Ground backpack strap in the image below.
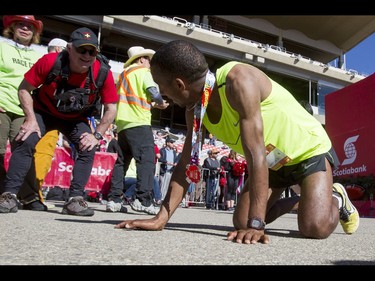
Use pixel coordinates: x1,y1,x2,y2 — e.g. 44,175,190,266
91,53,111,90
45,50,69,85
88,53,111,112
43,50,70,96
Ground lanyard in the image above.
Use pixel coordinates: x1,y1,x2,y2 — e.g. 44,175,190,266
185,70,215,183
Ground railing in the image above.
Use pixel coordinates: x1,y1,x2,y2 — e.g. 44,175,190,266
156,15,367,78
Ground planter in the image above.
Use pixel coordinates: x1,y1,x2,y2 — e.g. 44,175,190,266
345,184,365,201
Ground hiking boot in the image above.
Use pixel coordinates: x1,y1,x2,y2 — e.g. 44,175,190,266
0,192,18,213
333,183,360,234
106,200,128,213
23,200,48,211
130,198,160,215
61,196,94,216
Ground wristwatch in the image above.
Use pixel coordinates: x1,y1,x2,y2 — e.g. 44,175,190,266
247,217,266,230
93,132,103,141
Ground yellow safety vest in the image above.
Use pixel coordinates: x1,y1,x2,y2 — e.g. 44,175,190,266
116,64,155,131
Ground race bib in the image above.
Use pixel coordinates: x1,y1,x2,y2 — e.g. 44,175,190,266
265,144,291,171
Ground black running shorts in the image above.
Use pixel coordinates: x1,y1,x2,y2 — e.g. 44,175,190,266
268,147,339,189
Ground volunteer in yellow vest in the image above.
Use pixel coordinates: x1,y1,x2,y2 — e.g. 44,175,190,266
115,40,360,243
106,46,169,215
0,15,45,210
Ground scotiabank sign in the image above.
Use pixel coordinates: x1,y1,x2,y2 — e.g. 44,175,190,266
5,146,117,193
325,73,375,179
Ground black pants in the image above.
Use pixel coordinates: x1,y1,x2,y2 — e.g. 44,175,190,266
108,125,155,207
3,112,95,199
226,174,239,201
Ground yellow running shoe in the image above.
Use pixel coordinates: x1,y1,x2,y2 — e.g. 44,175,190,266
333,183,360,234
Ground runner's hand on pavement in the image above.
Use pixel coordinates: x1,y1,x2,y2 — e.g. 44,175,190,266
115,218,165,231
227,229,270,244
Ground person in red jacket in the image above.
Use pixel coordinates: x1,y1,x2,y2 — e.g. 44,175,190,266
224,150,242,211
0,27,118,216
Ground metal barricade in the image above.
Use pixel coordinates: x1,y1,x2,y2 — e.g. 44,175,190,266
184,168,223,209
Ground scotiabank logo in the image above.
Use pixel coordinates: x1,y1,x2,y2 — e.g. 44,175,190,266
341,135,359,165
333,134,367,177
58,162,112,176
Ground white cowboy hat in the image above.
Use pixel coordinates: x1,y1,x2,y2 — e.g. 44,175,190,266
123,46,155,68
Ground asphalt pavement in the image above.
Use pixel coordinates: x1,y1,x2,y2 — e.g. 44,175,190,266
1,199,375,267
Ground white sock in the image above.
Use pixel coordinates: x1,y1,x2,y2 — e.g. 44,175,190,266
333,193,343,209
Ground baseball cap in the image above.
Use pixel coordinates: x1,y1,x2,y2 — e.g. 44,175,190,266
69,27,99,50
165,137,175,143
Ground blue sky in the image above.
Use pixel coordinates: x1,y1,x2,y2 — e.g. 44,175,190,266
344,32,375,77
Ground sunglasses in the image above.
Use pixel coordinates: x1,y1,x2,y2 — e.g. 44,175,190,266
74,46,98,57
15,21,34,31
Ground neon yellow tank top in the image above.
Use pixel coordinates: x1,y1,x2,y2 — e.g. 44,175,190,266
203,61,331,166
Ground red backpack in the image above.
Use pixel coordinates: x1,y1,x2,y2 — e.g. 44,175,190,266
232,161,245,177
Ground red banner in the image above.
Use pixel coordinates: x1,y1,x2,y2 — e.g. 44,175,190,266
325,73,375,180
5,146,117,194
